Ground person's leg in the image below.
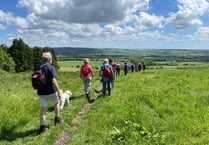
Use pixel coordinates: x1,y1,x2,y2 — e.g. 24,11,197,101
85,78,91,95
54,101,60,117
84,78,91,101
38,96,49,133
111,80,114,89
60,97,65,110
53,97,63,125
107,80,111,96
102,81,107,97
45,93,63,125
40,107,47,126
83,79,87,92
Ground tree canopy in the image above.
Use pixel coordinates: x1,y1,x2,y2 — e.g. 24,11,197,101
0,39,59,72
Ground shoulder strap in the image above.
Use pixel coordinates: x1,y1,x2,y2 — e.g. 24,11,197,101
40,63,48,69
38,63,49,76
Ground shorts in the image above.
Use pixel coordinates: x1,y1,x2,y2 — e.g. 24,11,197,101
38,92,59,107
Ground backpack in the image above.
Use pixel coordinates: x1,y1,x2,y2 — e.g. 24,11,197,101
102,65,112,78
81,65,90,76
32,64,48,90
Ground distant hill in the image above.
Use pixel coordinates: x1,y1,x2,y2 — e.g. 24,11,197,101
53,47,138,60
53,47,209,62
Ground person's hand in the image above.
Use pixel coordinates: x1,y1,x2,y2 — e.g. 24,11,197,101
57,89,62,98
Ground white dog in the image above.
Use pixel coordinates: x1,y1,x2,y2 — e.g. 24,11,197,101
60,90,72,111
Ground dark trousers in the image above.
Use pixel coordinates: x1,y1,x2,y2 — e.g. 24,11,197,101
102,80,111,96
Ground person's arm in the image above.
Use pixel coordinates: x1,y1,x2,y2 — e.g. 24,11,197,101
52,78,62,98
80,66,83,79
99,66,103,77
90,66,94,78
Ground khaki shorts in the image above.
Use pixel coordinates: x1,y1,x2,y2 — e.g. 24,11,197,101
38,93,59,107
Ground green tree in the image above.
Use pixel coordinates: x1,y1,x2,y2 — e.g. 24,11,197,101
43,47,60,70
0,45,15,72
32,46,60,70
32,47,43,71
8,39,32,72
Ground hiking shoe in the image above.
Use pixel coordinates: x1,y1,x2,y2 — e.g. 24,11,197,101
89,99,95,103
86,94,90,101
38,125,49,134
54,117,64,126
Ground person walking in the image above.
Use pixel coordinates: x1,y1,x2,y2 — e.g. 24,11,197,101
108,59,116,89
37,52,63,134
100,59,114,97
80,58,94,102
124,62,128,76
115,63,120,76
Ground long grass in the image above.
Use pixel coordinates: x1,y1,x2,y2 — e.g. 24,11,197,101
0,67,91,145
69,67,209,145
0,63,209,144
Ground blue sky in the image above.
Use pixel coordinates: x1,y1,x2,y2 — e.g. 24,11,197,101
1,0,209,49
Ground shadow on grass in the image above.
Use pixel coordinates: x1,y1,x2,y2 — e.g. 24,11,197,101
69,94,84,100
0,125,38,142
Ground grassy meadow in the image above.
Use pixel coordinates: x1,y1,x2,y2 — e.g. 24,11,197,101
0,61,209,144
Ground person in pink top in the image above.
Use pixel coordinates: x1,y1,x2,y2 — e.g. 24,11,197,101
80,58,94,102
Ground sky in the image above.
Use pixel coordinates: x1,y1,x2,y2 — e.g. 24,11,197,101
1,0,209,49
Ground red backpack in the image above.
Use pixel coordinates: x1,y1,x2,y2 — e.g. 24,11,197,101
81,64,90,76
102,65,112,78
32,64,48,90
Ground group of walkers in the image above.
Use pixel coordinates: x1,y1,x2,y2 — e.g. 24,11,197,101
35,51,146,134
35,53,119,134
80,58,118,100
130,62,146,73
80,58,146,100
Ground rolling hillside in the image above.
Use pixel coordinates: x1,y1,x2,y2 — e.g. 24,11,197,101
53,47,209,63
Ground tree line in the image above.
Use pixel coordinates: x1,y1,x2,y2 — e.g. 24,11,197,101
0,39,59,72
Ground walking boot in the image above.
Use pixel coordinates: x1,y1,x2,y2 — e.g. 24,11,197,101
54,117,64,126
86,93,90,102
38,125,49,134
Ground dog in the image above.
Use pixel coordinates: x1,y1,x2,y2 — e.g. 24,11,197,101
60,90,72,111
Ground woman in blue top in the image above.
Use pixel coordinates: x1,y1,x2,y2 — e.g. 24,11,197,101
99,59,113,97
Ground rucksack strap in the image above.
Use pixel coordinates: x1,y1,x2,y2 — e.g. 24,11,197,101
39,63,48,69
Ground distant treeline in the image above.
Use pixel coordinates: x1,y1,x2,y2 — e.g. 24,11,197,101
1,39,209,73
53,47,209,64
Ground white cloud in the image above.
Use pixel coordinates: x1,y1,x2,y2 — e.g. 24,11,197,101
12,0,154,46
0,9,29,28
1,0,209,48
137,12,164,29
167,0,209,29
18,0,150,24
187,27,209,40
0,10,15,24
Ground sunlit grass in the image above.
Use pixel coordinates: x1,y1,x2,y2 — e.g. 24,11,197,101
69,67,209,144
1,65,209,144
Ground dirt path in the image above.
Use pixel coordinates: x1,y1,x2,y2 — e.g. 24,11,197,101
54,89,102,145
